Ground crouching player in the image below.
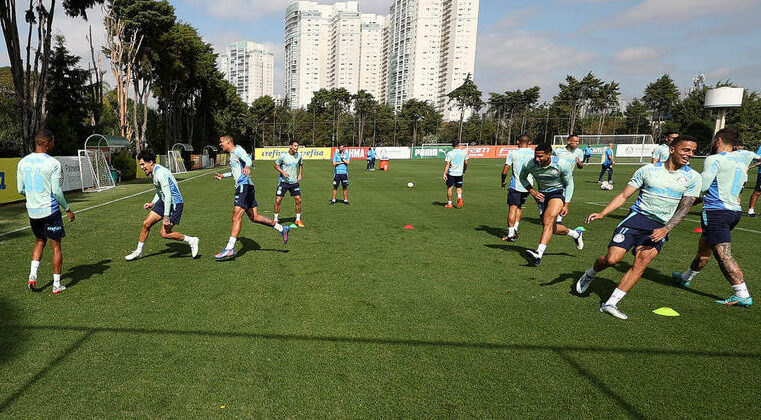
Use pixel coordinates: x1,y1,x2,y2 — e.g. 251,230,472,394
575,136,701,320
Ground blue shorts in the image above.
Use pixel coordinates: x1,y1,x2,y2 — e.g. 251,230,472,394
30,211,65,240
276,182,301,197
609,212,666,254
537,190,565,218
446,175,464,188
151,200,184,225
234,184,258,209
333,174,349,187
507,188,528,207
701,210,741,245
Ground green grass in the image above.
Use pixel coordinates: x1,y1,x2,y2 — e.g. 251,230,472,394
1,158,760,417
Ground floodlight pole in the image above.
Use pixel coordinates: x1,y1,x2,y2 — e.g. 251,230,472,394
713,108,727,136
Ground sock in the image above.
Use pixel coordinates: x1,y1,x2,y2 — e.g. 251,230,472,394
226,236,237,250
585,267,598,278
274,223,284,233
331,198,336,202
567,229,580,239
274,213,279,221
749,208,756,214
182,235,193,243
136,242,144,253
295,213,301,221
30,260,40,279
606,288,627,306
447,200,452,205
515,222,520,231
53,273,61,288
457,193,462,199
536,244,547,258
682,268,700,282
732,282,750,298
508,226,515,236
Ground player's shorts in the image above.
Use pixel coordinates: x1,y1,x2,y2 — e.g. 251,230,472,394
701,210,741,245
445,175,464,187
151,200,184,225
609,211,666,254
233,184,258,210
754,172,761,192
29,211,65,240
537,190,565,219
507,188,529,207
333,174,349,187
276,182,301,197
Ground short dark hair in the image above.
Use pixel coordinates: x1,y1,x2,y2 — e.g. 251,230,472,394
451,139,460,148
671,135,698,148
290,139,299,145
534,143,552,154
568,134,580,139
137,149,157,163
220,134,235,143
665,130,679,137
338,143,345,148
517,134,531,145
35,129,55,146
715,127,740,146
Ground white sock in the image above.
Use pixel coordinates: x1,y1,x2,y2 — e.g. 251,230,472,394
30,260,40,279
750,208,756,214
606,288,627,306
53,273,61,288
536,244,547,258
457,193,462,199
182,235,193,243
508,226,515,236
274,223,284,233
136,242,144,253
732,282,750,298
515,222,520,231
447,200,452,205
274,213,279,221
682,268,700,282
585,267,598,278
295,213,301,221
567,229,580,239
226,236,237,250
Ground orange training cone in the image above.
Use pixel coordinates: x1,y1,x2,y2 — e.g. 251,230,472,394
692,227,703,233
404,224,414,229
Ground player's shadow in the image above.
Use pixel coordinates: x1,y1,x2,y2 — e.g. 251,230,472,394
613,261,722,300
236,237,289,258
540,270,584,288
475,225,507,239
32,259,113,293
571,276,620,305
144,242,193,259
484,244,573,267
430,201,449,207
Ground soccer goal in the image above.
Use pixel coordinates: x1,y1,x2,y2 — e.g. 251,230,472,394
78,149,115,192
167,150,187,174
552,134,655,164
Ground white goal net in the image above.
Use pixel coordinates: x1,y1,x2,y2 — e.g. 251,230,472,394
168,150,187,174
78,149,115,192
552,134,655,164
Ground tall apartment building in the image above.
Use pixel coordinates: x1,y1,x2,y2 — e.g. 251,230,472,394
386,0,479,121
219,41,274,105
284,1,387,109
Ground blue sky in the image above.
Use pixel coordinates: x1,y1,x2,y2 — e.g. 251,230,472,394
4,0,761,102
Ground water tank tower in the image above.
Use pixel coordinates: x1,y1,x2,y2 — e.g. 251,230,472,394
704,87,744,135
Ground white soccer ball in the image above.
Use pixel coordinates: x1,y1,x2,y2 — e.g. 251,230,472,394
600,181,611,190
407,182,414,188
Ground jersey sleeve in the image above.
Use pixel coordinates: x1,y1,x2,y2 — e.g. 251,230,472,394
156,171,172,215
275,154,284,166
505,152,513,166
700,156,719,194
651,147,660,159
519,164,532,190
237,148,252,167
628,166,646,189
561,163,574,203
50,160,70,211
685,171,702,197
464,150,469,161
16,162,25,196
445,151,452,163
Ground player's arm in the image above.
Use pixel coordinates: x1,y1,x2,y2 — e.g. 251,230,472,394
586,185,637,223
273,158,288,178
157,174,172,220
239,149,252,176
298,159,303,181
561,167,574,204
332,155,341,167
501,164,511,188
463,155,469,173
442,162,450,180
575,158,584,169
51,163,74,221
519,165,542,200
16,165,25,196
700,157,719,194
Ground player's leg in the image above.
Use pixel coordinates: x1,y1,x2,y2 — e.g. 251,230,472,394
576,246,628,294
713,242,752,306
216,206,246,260
342,179,349,203
126,211,162,261
331,177,339,203
600,246,659,319
274,195,283,223
672,237,712,287
48,238,66,294
598,165,606,182
157,203,198,256
158,222,184,241
445,183,454,208
748,175,761,216
294,194,303,227
29,236,46,289
247,206,290,244
526,198,563,265
456,185,464,207
607,165,614,182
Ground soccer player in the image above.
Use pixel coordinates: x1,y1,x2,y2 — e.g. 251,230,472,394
553,134,585,169
443,140,469,208
273,140,304,227
125,150,200,261
652,131,678,164
518,143,584,266
598,142,615,183
746,142,761,217
331,144,350,205
672,128,759,306
575,136,701,320
17,129,75,294
214,135,289,260
366,147,376,171
583,144,592,164
500,134,534,241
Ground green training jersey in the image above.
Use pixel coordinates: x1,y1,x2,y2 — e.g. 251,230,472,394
506,147,534,192
445,149,469,176
519,156,575,203
275,151,303,184
151,164,183,216
16,153,70,219
702,150,761,212
552,147,584,165
628,162,702,224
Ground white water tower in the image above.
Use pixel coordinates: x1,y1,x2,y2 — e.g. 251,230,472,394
704,87,744,135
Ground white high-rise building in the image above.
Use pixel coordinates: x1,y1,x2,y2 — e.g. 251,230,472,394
219,41,274,105
284,1,388,109
386,0,479,121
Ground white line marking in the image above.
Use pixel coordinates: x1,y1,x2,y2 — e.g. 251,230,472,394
0,170,213,238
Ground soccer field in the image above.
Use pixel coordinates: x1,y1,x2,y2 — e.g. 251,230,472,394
1,158,760,417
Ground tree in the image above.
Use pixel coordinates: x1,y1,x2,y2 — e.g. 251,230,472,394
0,0,105,153
399,99,441,145
555,72,602,134
488,87,539,144
623,98,650,134
353,90,376,146
643,74,679,139
590,81,620,134
446,73,483,143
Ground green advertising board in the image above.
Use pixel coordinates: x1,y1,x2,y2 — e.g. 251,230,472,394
412,146,452,159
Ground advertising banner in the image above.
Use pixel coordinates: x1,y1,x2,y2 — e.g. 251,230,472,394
412,146,452,159
254,147,331,160
0,158,23,204
376,147,410,160
331,147,369,160
616,143,656,158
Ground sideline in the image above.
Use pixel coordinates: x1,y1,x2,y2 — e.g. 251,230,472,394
0,170,213,238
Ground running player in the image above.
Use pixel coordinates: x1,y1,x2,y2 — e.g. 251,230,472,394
500,134,534,241
273,140,304,227
331,144,350,205
443,140,469,208
125,149,200,261
651,131,678,164
214,134,289,260
552,134,585,224
575,136,701,320
17,129,75,294
598,142,615,184
519,143,584,266
746,142,761,217
672,128,759,306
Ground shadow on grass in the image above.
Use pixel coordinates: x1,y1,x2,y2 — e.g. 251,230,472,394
3,323,761,416
143,242,193,260
430,201,449,207
612,261,722,301
0,298,28,368
235,237,289,258
484,244,574,266
475,225,506,239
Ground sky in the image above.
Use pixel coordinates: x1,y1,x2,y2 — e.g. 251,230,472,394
2,0,761,102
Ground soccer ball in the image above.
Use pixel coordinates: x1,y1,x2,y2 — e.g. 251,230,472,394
407,182,414,188
600,181,614,190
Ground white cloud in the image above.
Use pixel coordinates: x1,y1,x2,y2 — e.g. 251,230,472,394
186,0,391,21
614,47,662,64
611,0,756,25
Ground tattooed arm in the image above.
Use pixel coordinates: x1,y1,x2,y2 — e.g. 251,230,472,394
650,196,697,242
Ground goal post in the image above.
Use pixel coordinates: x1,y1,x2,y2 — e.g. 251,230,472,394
552,134,655,164
78,149,115,192
167,150,187,174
